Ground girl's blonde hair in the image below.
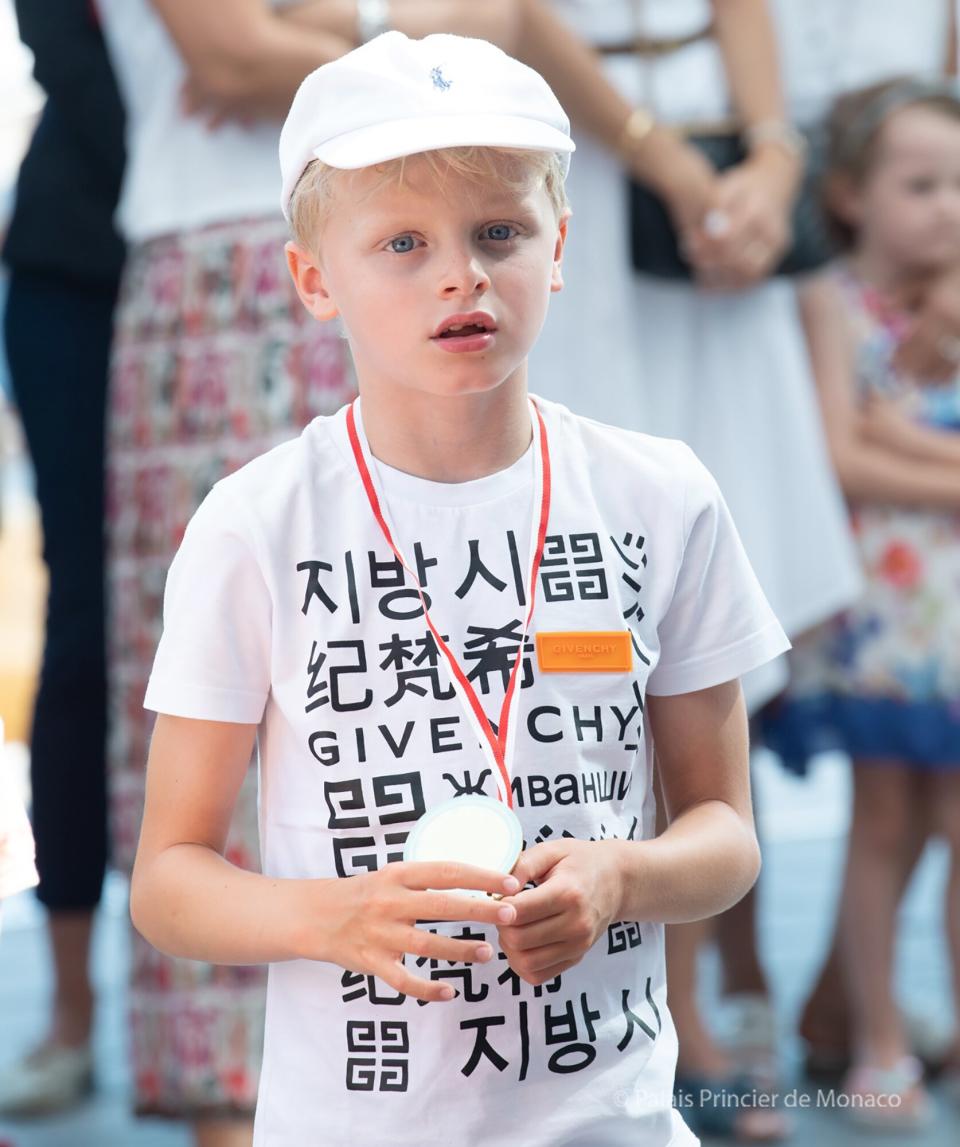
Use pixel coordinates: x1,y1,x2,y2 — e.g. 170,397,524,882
825,77,960,248
288,146,569,253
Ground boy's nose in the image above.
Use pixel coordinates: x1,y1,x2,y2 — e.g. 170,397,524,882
438,252,491,298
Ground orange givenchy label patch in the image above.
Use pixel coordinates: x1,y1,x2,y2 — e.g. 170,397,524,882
535,631,633,673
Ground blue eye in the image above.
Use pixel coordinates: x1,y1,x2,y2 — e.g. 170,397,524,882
484,223,516,241
388,235,418,253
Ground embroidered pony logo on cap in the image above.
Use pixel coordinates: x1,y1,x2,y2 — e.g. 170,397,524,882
430,65,452,92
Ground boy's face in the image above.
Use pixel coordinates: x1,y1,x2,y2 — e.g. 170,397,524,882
287,154,568,400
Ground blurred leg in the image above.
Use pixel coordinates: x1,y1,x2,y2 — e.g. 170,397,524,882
922,770,960,1068
4,271,115,1049
715,884,767,998
715,742,767,999
668,918,724,1075
799,784,926,1061
49,912,95,1047
839,760,916,1067
659,769,788,1140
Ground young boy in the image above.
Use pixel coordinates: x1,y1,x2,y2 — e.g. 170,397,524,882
132,32,789,1146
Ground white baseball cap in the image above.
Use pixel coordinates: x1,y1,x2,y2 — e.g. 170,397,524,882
279,31,574,220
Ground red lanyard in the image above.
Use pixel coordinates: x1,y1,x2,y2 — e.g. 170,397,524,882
345,398,552,807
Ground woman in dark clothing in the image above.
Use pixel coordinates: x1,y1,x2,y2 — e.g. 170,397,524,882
0,0,124,1115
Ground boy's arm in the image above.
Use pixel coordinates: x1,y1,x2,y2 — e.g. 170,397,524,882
630,678,760,921
132,713,521,1001
496,678,760,987
131,714,298,964
799,274,960,510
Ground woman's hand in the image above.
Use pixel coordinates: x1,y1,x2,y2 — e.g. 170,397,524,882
179,76,256,130
635,133,720,249
299,861,520,1003
685,150,797,290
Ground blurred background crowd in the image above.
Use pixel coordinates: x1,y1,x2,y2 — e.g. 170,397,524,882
1,1,960,1145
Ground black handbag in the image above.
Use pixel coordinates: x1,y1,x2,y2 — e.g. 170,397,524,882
628,126,834,279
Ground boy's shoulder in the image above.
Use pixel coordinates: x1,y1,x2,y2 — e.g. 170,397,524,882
538,395,714,507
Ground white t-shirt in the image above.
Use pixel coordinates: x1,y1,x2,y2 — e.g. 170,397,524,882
96,0,296,242
145,396,789,1147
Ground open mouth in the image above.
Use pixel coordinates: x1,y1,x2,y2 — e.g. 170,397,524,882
437,322,490,339
432,312,497,341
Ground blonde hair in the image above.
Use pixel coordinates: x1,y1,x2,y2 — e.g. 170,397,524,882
289,147,569,252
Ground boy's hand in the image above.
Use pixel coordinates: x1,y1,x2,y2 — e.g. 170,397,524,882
302,862,520,1004
495,839,625,987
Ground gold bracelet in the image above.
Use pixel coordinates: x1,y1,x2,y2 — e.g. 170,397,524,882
618,106,657,158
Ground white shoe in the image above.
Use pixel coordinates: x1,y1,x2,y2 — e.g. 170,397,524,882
0,1041,94,1116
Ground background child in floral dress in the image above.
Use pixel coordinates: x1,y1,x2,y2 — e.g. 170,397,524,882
768,78,960,1127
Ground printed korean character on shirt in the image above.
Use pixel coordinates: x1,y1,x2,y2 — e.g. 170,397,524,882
460,1003,532,1082
454,530,528,606
296,542,437,627
539,532,609,603
544,993,602,1074
345,1019,410,1093
324,772,425,877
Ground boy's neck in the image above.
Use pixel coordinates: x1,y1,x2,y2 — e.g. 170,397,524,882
359,376,533,483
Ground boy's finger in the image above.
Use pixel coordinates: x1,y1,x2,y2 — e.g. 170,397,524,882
500,880,564,926
403,926,495,966
376,958,461,1004
401,860,520,897
523,957,580,987
508,841,567,889
498,911,566,951
503,938,575,975
417,889,518,927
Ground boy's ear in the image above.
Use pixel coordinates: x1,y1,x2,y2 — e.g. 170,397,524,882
550,211,571,294
285,241,339,321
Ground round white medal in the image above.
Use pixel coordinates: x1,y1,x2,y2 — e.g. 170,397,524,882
403,796,523,897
